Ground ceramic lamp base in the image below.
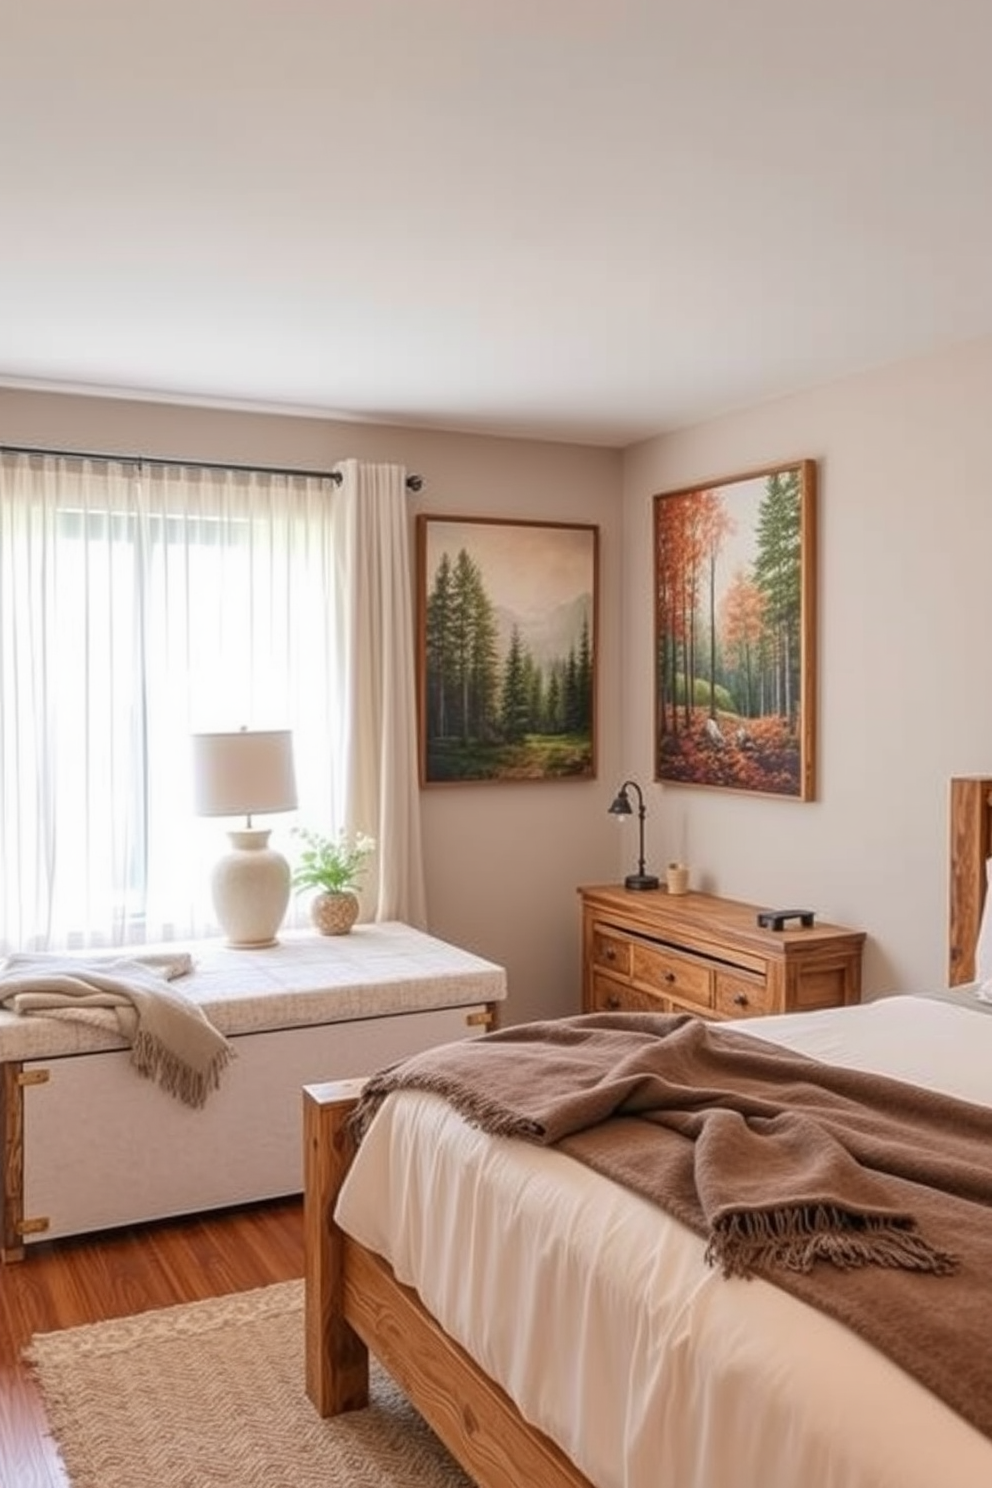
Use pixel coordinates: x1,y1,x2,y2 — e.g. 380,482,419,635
211,828,291,947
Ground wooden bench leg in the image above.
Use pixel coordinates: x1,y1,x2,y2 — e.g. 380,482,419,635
2,1062,26,1263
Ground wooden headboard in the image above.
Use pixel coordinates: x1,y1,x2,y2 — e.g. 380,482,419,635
949,776,992,984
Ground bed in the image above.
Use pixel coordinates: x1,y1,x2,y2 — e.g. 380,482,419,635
0,923,506,1260
302,777,992,1488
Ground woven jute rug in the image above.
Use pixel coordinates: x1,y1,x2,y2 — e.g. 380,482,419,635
25,1279,473,1488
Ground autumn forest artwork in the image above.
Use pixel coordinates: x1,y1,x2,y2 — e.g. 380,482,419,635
418,516,598,784
654,461,816,799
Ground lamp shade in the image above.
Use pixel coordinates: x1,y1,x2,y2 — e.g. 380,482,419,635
192,729,297,819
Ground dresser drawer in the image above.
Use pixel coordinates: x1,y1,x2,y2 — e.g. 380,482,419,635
591,926,632,978
714,968,772,1019
631,942,713,1009
592,973,669,1015
581,888,863,1022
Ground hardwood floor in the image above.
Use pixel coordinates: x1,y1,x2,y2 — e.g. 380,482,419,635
0,1197,304,1487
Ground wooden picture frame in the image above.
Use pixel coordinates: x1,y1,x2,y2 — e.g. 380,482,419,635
417,515,598,785
654,459,816,800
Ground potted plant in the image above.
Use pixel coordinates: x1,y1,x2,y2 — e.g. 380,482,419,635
291,827,376,935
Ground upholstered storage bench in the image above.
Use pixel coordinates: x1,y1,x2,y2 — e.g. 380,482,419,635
0,923,506,1260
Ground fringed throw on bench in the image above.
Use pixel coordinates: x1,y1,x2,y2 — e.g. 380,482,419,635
354,1010,992,1443
0,952,233,1108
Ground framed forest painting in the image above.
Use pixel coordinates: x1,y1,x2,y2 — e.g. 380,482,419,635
654,459,816,800
417,515,598,784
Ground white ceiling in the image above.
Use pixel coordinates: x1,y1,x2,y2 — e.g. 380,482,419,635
3,1,992,447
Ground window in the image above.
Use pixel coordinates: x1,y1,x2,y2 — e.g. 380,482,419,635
0,451,342,951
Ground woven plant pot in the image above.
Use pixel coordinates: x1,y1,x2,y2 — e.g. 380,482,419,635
310,890,359,936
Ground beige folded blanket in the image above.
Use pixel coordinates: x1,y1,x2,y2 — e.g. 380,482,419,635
354,1011,992,1443
0,952,233,1108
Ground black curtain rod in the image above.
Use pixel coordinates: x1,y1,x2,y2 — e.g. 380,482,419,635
0,443,424,492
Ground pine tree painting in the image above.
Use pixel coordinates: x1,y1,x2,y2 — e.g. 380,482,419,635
419,517,598,783
654,461,816,799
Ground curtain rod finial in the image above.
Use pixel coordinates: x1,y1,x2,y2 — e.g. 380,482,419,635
330,469,423,492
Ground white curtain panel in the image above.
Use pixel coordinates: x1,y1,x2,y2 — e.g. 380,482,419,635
332,459,427,929
0,449,426,951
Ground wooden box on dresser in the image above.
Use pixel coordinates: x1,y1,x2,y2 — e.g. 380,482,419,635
579,885,865,1020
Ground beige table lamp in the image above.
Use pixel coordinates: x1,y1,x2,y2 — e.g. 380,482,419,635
192,728,298,947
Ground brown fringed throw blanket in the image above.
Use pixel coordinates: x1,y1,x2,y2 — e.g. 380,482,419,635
0,952,233,1108
354,1011,992,1442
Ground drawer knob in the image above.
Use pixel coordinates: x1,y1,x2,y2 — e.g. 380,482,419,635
733,992,749,1008
606,993,622,1010
664,971,675,984
605,946,616,961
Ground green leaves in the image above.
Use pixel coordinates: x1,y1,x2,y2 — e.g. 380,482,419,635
290,828,376,894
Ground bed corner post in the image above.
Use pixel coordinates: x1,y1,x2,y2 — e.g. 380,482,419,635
302,1078,370,1416
948,776,992,985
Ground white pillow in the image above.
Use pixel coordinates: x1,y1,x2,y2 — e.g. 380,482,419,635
976,857,992,993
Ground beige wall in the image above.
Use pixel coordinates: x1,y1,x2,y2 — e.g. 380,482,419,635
12,329,989,1011
622,333,992,997
0,388,624,1024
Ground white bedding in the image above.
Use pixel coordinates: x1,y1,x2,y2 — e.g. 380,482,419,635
335,995,992,1488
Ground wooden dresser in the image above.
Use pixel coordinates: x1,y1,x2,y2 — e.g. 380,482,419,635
579,884,864,1020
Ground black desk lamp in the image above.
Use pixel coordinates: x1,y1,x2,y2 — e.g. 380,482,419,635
608,779,659,891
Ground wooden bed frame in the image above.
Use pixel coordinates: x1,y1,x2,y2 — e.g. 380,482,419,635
302,776,992,1488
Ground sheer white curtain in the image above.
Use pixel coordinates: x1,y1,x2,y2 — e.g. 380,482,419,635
0,449,426,952
331,459,427,927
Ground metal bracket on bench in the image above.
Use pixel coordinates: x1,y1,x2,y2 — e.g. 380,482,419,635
17,1068,50,1087
17,1215,50,1237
